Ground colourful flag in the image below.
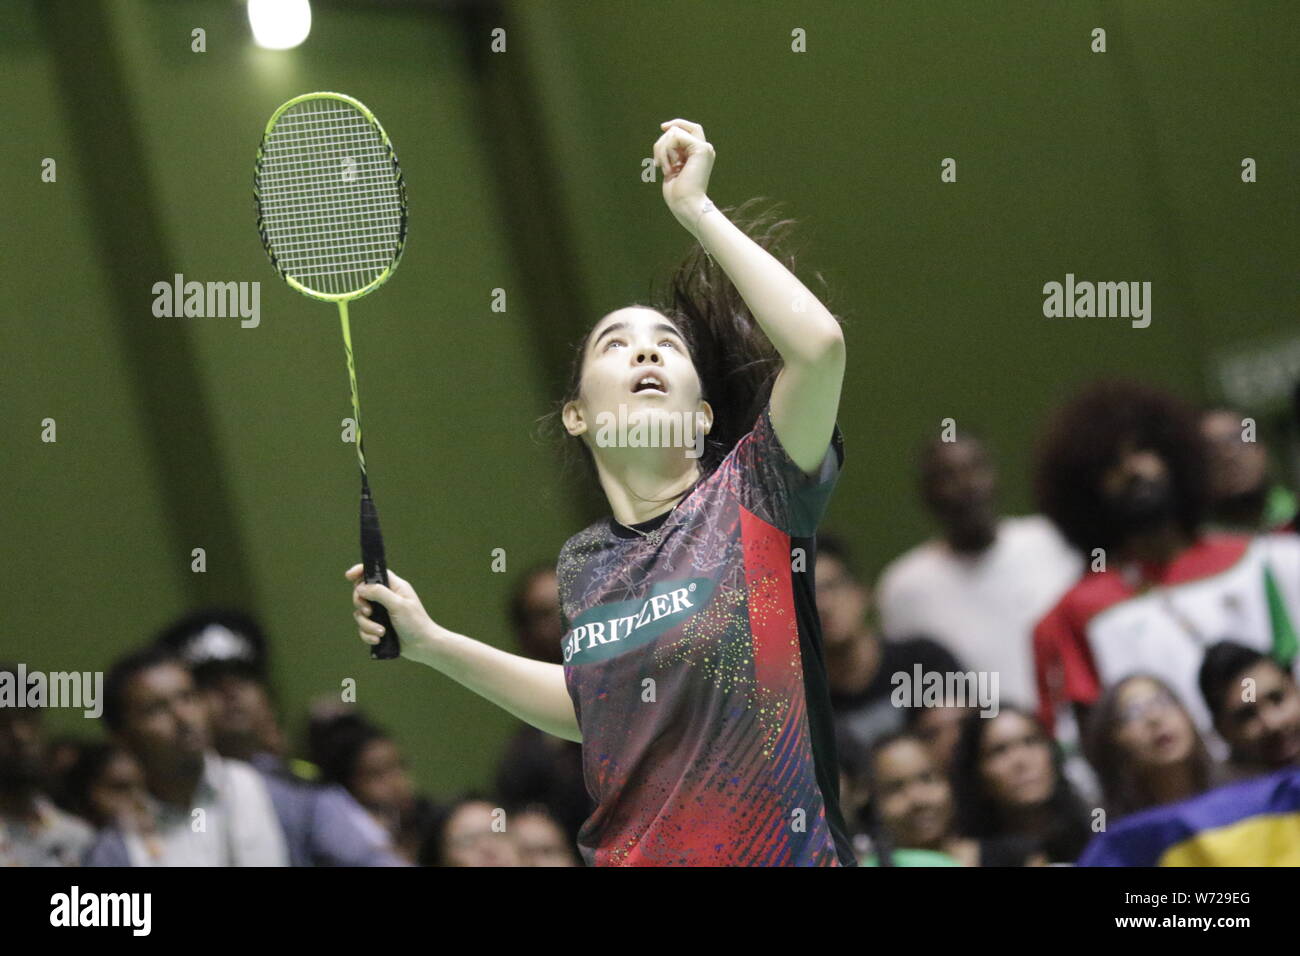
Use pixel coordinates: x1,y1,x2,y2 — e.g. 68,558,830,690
1079,769,1300,866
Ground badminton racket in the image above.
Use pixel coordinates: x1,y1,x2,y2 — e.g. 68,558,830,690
254,91,407,660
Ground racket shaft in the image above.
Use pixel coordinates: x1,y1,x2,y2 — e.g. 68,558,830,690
361,482,400,660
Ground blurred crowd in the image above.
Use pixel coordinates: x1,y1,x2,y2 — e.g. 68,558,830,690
3,378,1299,867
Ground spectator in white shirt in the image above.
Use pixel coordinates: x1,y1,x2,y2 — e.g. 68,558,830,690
155,609,405,866
877,432,1081,711
85,646,287,866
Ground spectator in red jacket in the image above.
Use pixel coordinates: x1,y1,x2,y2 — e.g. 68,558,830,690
1031,381,1300,741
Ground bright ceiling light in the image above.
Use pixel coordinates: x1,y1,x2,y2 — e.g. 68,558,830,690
248,0,312,51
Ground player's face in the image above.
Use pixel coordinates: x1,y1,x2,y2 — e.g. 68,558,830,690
873,738,953,849
565,307,712,459
978,712,1055,809
814,554,869,647
119,663,209,770
1114,677,1196,769
1218,664,1300,769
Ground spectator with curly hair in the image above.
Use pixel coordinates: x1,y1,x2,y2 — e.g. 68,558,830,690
1031,380,1300,742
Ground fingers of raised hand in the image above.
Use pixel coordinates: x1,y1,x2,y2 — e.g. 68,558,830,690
656,132,685,177
660,118,705,140
657,127,710,178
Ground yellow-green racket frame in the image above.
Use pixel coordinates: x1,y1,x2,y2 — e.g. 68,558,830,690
253,91,408,661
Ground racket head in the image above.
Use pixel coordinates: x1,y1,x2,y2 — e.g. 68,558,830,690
254,91,407,303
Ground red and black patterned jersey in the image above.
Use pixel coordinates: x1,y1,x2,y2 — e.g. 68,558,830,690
557,402,856,866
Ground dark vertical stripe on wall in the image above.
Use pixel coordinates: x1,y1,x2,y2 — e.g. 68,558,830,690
446,0,600,524
37,0,256,608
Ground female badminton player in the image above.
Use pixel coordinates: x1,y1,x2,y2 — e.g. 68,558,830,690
347,118,855,866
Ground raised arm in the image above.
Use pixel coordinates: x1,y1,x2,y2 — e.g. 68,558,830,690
653,118,846,474
347,565,581,742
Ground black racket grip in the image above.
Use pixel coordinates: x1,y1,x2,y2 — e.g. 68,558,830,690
360,482,401,661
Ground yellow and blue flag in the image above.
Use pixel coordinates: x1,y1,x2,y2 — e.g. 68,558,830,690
1079,769,1300,866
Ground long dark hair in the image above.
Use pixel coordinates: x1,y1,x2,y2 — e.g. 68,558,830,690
549,198,842,498
950,706,1092,863
1083,673,1214,818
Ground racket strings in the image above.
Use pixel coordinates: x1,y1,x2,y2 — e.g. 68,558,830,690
256,100,404,297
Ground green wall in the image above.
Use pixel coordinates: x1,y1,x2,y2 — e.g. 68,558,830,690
5,0,1296,797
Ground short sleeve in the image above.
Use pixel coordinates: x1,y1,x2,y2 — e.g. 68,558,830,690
722,400,845,538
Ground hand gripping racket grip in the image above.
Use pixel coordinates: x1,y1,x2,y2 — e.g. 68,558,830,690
360,482,401,661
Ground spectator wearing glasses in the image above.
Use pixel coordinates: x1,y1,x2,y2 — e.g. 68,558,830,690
1083,674,1218,819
